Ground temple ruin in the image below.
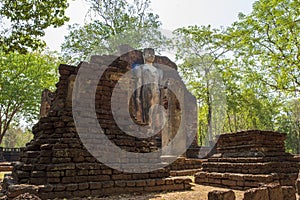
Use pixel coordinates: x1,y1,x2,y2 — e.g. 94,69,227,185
3,49,199,199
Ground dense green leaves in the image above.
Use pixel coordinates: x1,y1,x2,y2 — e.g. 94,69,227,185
0,50,59,144
225,0,300,92
0,0,69,53
62,0,166,63
222,0,300,152
275,98,300,154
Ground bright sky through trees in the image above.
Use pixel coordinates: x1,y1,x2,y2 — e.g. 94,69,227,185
43,0,256,51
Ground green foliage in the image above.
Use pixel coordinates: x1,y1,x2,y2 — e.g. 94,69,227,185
62,0,166,63
222,76,280,133
224,0,300,93
172,25,227,145
2,127,33,148
0,0,69,53
221,0,300,152
0,50,59,144
275,99,300,154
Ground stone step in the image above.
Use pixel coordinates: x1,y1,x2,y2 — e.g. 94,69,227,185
0,162,14,172
202,162,299,174
217,144,284,151
207,155,297,163
168,157,202,171
195,172,279,190
170,169,202,176
0,165,13,172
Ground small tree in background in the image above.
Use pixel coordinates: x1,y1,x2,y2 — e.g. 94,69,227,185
0,51,59,145
1,126,33,148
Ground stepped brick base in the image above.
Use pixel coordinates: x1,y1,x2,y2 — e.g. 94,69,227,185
195,130,300,190
170,169,202,176
243,183,296,200
168,157,202,171
297,171,300,195
196,172,278,189
0,162,14,171
167,157,202,176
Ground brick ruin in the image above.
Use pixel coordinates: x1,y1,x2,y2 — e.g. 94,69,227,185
39,89,53,119
207,183,297,200
3,49,200,199
243,183,296,200
195,130,300,190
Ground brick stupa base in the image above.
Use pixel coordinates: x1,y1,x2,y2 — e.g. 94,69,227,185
195,130,300,190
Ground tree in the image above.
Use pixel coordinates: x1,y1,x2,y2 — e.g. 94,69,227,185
0,0,69,53
222,71,280,133
2,126,33,148
172,25,227,145
0,50,59,144
62,0,166,63
224,0,300,93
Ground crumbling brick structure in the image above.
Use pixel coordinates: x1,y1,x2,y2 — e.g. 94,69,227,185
39,89,53,118
195,130,300,190
4,49,197,199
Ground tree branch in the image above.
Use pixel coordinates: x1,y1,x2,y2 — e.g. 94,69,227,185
1,103,21,137
260,77,300,92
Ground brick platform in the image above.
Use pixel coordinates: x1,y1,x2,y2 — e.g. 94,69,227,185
168,157,202,176
195,130,300,190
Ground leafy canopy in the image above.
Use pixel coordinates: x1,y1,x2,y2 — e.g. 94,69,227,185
62,0,166,63
172,25,227,144
224,0,300,92
1,127,33,148
0,0,69,53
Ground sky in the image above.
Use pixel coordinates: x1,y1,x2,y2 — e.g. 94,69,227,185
43,0,256,52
